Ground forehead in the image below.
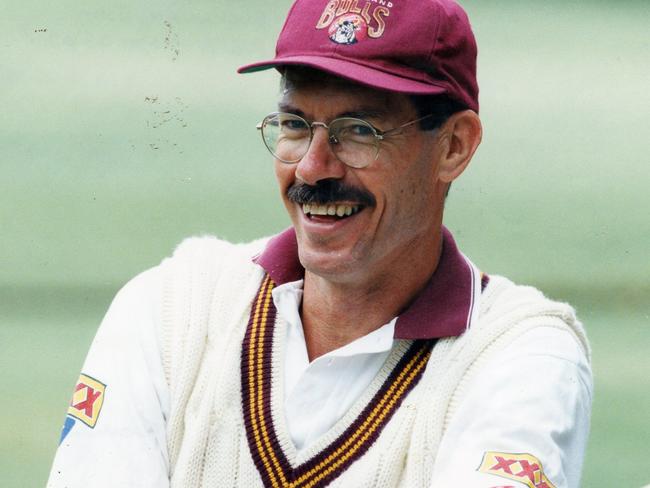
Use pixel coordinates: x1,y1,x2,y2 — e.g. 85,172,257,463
279,71,415,120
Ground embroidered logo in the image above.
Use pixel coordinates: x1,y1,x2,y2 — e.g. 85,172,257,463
67,373,106,428
317,0,392,42
328,14,367,44
478,452,556,488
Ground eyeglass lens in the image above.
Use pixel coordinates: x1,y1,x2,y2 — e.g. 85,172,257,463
261,113,379,168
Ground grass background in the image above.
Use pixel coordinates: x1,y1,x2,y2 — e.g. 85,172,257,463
1,0,649,486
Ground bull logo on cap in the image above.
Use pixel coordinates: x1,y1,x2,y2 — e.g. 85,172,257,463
328,14,367,45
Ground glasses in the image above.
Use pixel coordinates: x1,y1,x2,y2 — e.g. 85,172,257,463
257,112,435,169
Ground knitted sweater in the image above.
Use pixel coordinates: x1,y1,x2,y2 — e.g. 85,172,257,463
160,236,590,488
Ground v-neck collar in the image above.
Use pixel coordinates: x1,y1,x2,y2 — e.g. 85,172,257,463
241,275,435,488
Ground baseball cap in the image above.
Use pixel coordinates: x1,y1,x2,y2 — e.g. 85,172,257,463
238,0,479,112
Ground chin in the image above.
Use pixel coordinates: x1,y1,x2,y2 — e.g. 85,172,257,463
297,241,361,281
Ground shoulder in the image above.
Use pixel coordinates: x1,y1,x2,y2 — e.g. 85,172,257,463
158,234,271,285
475,274,591,361
96,266,162,343
437,275,592,405
437,274,593,417
158,233,274,315
164,234,271,268
98,233,271,332
112,266,162,305
480,274,573,321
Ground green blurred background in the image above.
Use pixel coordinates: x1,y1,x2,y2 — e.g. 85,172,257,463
1,0,648,486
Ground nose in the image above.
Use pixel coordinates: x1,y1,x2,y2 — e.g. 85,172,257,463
294,125,347,186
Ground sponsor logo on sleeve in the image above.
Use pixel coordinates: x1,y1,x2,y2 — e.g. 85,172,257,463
67,373,106,428
478,451,556,488
59,416,76,444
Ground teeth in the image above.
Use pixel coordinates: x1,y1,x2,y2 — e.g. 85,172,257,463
302,203,361,217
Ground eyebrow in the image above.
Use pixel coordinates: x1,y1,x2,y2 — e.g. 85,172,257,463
277,102,304,117
339,109,389,120
277,102,390,121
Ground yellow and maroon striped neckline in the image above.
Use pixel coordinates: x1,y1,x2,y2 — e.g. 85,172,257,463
241,274,435,488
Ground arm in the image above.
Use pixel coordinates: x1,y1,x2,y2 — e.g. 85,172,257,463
47,268,170,488
430,326,593,488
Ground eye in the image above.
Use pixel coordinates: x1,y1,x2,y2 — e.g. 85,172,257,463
334,119,377,144
279,116,309,132
348,123,374,137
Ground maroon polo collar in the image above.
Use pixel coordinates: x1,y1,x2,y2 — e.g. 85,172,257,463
252,226,481,340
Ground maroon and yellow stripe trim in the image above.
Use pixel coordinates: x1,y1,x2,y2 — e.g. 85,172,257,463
241,275,435,488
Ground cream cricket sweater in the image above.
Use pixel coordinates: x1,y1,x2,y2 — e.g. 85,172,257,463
160,236,590,488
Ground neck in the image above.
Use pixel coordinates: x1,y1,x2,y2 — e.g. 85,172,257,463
300,227,444,361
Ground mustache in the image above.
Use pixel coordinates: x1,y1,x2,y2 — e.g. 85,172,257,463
286,179,376,207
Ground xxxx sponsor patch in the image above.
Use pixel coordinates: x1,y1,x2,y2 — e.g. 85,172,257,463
478,451,556,488
67,373,106,428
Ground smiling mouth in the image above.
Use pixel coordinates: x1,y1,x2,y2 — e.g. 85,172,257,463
301,203,363,218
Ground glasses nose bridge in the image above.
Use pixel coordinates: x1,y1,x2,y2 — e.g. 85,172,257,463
309,121,339,146
309,120,330,136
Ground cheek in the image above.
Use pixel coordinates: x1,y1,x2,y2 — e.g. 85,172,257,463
390,160,438,224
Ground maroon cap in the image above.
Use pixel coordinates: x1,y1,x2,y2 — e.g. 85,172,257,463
238,0,479,112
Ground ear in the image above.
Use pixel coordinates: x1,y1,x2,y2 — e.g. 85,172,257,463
436,110,482,183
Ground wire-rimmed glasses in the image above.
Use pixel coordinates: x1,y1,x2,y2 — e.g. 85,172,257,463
257,112,435,169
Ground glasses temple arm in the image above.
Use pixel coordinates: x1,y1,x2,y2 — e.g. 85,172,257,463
379,113,437,137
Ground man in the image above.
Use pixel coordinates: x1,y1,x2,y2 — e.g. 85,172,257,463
47,0,592,487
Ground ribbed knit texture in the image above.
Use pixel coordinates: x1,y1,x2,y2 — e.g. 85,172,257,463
160,236,590,488
241,273,436,488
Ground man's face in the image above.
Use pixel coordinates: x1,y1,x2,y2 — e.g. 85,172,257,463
274,80,447,284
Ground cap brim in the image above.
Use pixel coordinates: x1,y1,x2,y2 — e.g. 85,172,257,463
237,55,449,96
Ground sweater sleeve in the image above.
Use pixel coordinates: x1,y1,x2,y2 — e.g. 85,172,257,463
46,267,170,488
429,326,593,488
